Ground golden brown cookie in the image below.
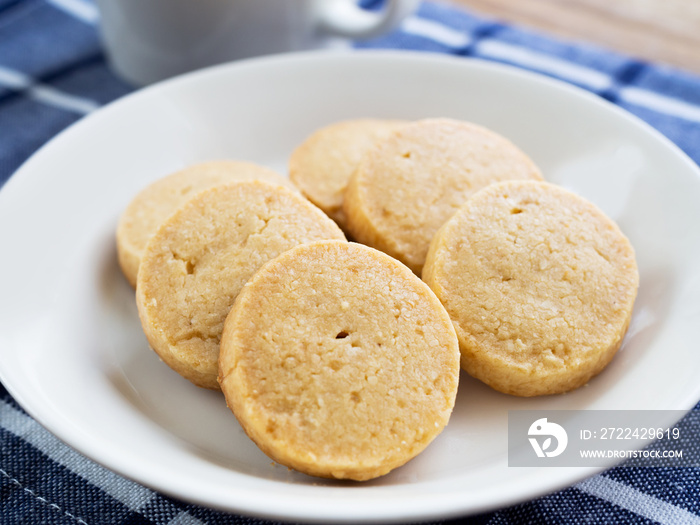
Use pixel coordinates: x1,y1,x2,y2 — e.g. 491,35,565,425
343,118,543,274
423,180,639,397
136,181,345,390
289,119,407,229
117,160,295,287
219,240,460,481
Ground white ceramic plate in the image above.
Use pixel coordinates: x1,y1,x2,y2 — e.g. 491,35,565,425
1,50,700,523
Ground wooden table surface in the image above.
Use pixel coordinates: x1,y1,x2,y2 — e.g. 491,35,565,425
445,0,700,75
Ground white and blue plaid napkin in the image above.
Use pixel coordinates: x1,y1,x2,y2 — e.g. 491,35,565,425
2,1,700,523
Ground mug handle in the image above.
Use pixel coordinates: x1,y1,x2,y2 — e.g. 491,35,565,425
318,0,420,39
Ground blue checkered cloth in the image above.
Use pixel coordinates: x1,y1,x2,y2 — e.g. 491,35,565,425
2,1,700,523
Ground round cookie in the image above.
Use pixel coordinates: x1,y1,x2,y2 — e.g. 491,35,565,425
136,181,345,390
343,118,543,274
219,240,460,481
117,160,295,287
422,180,639,397
289,119,407,229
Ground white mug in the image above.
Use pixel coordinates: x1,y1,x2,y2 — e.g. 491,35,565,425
96,0,419,86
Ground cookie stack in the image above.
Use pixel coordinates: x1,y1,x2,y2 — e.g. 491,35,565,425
117,117,638,480
291,117,638,398
116,151,461,481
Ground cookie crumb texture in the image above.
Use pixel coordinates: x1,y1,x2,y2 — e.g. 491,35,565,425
219,241,460,481
423,181,639,397
343,118,543,274
289,118,406,229
136,182,345,390
117,160,295,288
